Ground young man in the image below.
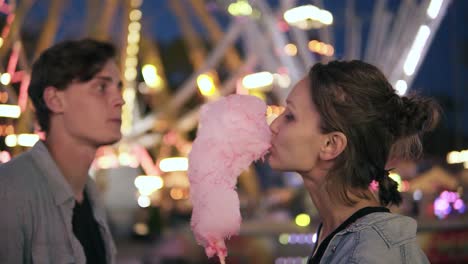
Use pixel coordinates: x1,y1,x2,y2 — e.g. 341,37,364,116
0,39,124,264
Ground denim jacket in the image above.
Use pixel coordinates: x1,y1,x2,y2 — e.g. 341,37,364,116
317,212,429,264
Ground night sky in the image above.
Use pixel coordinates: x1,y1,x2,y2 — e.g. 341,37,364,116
20,0,468,149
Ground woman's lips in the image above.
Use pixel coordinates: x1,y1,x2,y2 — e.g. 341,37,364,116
269,144,275,154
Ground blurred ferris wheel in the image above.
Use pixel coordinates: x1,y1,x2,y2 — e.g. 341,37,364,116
126,0,451,148
0,0,450,156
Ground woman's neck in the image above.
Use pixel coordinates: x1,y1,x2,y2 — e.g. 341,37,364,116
303,177,381,242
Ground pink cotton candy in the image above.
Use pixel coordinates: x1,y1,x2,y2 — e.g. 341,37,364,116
188,94,271,262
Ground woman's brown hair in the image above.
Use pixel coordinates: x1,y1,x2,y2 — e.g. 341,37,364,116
308,60,440,206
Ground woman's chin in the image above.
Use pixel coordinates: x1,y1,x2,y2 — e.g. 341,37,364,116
267,155,281,170
267,159,299,172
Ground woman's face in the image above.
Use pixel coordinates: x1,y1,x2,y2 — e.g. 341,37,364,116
268,77,328,173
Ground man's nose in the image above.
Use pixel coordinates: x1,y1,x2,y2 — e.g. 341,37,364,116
113,92,125,108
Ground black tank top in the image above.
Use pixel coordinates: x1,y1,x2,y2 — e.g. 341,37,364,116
72,191,107,264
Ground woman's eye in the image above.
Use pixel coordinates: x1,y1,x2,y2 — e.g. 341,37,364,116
284,113,294,121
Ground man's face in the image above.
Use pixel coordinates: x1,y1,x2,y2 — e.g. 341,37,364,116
59,60,124,147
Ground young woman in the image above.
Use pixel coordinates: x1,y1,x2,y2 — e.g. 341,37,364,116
268,60,438,263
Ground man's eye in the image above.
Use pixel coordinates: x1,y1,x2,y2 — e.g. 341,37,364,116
97,84,106,92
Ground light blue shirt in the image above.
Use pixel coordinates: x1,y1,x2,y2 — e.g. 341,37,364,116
0,141,116,264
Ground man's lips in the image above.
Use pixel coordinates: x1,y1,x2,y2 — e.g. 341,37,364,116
109,118,122,124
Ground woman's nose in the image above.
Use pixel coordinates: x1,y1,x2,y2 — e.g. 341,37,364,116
269,115,279,135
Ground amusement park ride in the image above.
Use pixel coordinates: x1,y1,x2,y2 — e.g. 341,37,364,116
0,0,451,213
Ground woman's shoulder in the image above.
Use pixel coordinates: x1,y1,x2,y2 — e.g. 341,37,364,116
351,212,418,247
320,212,429,263
345,213,429,263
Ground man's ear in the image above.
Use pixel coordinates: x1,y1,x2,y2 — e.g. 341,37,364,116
43,86,65,113
319,132,347,161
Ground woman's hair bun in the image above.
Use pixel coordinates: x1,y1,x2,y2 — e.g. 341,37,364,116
389,95,441,138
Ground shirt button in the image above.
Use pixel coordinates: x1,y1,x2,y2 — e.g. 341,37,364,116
332,246,337,252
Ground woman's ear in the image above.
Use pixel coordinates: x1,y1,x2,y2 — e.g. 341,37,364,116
319,132,347,161
43,86,65,113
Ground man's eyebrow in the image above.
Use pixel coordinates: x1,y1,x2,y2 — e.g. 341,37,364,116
95,76,113,82
95,76,123,88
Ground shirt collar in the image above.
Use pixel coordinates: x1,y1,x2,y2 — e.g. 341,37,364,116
30,141,75,206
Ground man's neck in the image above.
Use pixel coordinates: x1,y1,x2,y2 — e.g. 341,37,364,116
45,132,97,203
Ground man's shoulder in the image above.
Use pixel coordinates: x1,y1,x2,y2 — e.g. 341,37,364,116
0,150,40,191
0,150,35,173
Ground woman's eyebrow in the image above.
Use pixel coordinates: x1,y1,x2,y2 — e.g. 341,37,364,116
286,99,296,110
